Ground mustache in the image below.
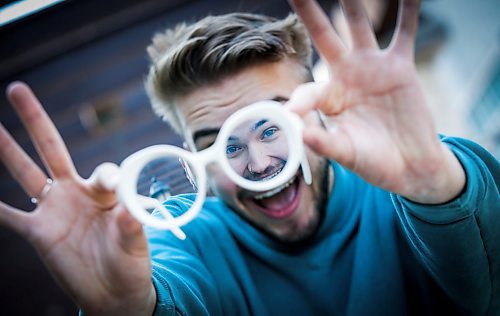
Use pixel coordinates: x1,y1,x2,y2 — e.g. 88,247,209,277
244,159,286,181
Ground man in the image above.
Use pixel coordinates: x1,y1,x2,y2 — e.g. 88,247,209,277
0,0,498,315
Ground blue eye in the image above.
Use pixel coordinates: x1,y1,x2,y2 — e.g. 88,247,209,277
262,127,278,140
226,145,242,158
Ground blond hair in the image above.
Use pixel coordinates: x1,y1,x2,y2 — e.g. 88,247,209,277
145,13,312,135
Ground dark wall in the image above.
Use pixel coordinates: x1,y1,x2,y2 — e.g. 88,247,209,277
0,0,297,314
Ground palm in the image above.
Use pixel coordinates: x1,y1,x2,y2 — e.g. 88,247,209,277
325,50,437,191
289,0,465,203
0,83,153,314
34,182,149,307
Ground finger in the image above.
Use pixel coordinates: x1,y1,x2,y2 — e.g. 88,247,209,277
114,205,148,255
339,0,378,49
87,162,121,192
84,162,120,210
6,82,76,179
285,81,346,116
0,200,32,237
0,123,48,198
289,0,346,62
285,82,325,115
390,0,420,58
302,124,355,169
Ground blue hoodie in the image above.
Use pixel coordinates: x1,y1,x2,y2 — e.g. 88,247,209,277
147,136,500,315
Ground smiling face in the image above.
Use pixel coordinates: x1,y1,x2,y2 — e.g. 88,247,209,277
175,59,330,243
225,117,289,181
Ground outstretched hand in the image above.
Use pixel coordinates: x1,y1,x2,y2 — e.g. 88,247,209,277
287,0,465,204
0,82,155,315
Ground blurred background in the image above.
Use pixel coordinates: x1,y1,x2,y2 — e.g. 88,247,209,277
0,0,498,314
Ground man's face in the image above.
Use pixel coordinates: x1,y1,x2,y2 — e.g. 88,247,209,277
175,59,329,243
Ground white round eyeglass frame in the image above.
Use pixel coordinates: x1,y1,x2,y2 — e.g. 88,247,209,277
117,100,311,239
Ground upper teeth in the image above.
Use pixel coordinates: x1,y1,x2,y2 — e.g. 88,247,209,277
254,176,296,200
261,169,281,181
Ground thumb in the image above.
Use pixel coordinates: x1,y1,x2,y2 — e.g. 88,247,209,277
87,162,121,192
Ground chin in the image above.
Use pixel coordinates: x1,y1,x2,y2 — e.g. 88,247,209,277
240,171,325,244
222,158,330,245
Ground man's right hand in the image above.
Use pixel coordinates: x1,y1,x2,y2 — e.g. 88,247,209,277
0,82,156,315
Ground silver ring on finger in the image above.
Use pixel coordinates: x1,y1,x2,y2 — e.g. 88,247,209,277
31,178,54,204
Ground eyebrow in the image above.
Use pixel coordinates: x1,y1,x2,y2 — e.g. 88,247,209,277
250,119,267,132
226,119,268,143
192,96,288,146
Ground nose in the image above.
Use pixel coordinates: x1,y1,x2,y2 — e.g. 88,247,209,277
247,144,271,175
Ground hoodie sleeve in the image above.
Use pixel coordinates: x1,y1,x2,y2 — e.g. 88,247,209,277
145,196,222,316
393,136,500,314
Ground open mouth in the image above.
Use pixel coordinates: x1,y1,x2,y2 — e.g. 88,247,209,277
247,174,301,219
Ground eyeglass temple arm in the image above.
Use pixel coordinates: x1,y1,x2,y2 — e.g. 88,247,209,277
135,195,187,240
301,152,312,185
